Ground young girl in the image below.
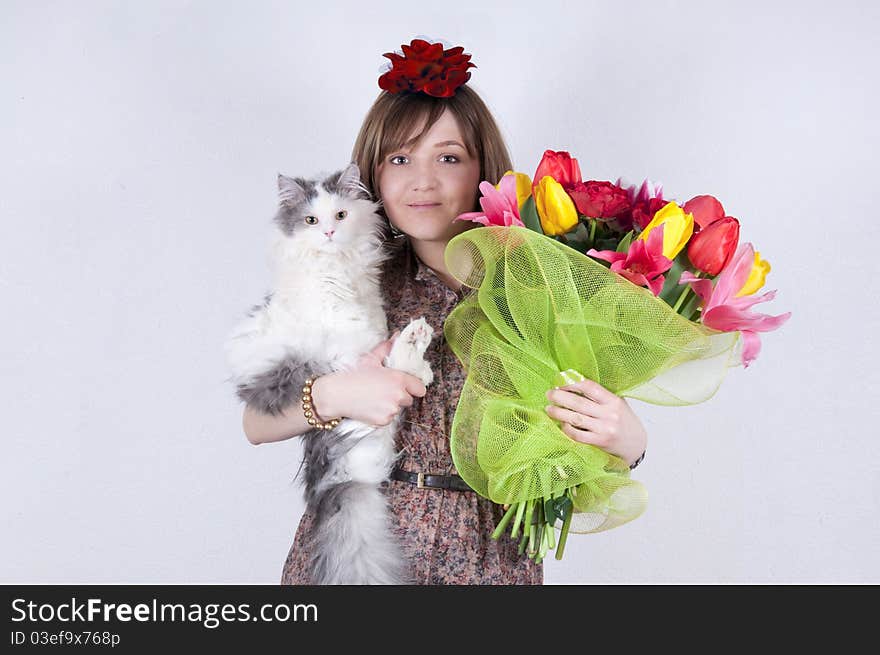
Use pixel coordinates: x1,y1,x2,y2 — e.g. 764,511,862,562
242,40,648,585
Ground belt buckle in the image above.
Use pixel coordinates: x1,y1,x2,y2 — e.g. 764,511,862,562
416,472,425,489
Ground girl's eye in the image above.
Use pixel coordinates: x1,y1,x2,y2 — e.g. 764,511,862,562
388,154,460,164
304,216,318,225
336,210,347,220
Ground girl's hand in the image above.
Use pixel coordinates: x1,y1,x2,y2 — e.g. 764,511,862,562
352,329,400,368
313,330,426,428
545,378,647,467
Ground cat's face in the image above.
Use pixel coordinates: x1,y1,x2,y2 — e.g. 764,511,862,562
274,163,383,252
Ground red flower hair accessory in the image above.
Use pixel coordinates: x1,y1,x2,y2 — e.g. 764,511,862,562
378,37,476,98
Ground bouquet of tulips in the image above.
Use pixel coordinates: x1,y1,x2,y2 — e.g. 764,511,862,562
442,149,791,563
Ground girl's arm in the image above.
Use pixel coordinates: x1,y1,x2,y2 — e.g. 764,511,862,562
242,375,336,445
242,332,426,445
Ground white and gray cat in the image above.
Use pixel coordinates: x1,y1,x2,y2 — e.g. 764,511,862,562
223,162,435,584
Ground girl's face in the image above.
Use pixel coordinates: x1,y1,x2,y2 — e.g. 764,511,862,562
375,108,481,243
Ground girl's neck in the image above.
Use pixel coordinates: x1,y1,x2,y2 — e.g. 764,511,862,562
409,238,462,292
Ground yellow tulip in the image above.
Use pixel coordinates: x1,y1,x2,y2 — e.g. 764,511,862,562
534,176,578,236
639,201,695,259
735,251,771,297
497,170,533,209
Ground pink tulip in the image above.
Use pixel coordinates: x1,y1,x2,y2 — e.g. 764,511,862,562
679,242,791,368
587,222,673,296
454,175,525,227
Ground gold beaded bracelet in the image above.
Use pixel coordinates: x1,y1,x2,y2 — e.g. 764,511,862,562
302,376,341,430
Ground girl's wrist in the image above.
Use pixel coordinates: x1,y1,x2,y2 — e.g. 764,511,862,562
310,373,340,420
629,449,646,470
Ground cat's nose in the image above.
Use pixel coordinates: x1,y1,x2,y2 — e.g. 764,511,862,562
324,229,335,238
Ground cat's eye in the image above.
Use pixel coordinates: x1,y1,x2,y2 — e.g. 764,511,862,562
336,210,347,220
304,216,318,225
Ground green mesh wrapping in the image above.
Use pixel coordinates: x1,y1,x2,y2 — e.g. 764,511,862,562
443,226,742,533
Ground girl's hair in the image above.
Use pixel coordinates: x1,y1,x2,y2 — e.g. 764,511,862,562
351,85,513,220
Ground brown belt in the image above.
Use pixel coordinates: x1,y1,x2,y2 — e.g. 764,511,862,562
390,466,474,492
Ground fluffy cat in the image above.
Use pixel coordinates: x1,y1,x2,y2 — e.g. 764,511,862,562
223,162,435,584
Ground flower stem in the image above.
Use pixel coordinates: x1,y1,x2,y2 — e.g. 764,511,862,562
536,499,545,553
523,499,534,541
511,500,526,539
538,519,549,562
588,220,597,247
555,488,575,560
671,285,691,313
535,519,547,564
534,497,545,559
672,270,706,314
491,502,518,540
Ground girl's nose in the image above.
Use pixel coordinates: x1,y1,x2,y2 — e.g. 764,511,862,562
411,165,438,191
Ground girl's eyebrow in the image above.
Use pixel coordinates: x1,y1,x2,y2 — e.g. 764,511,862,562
433,140,464,148
393,140,466,153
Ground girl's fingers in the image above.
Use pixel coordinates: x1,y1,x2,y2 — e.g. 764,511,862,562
559,421,608,447
561,379,617,405
547,387,603,418
545,404,602,435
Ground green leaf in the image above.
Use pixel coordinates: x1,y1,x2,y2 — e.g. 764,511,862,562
563,222,589,252
657,249,694,305
677,248,695,271
519,196,543,235
594,237,620,251
615,230,634,253
545,495,572,526
679,291,702,320
571,221,590,240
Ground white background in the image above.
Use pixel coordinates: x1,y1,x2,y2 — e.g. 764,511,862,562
2,0,877,584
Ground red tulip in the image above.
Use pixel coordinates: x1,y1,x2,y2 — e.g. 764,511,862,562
683,195,725,229
532,150,582,192
687,216,740,275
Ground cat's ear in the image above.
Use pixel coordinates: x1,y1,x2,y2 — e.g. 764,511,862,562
336,162,369,199
278,173,306,207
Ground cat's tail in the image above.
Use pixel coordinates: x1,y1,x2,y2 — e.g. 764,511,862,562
308,480,411,585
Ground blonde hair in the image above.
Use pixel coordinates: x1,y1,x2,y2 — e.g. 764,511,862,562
351,85,513,222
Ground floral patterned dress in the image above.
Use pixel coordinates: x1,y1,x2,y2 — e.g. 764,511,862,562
280,235,544,585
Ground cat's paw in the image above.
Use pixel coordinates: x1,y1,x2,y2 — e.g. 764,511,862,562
418,363,434,387
385,317,435,375
399,317,434,355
